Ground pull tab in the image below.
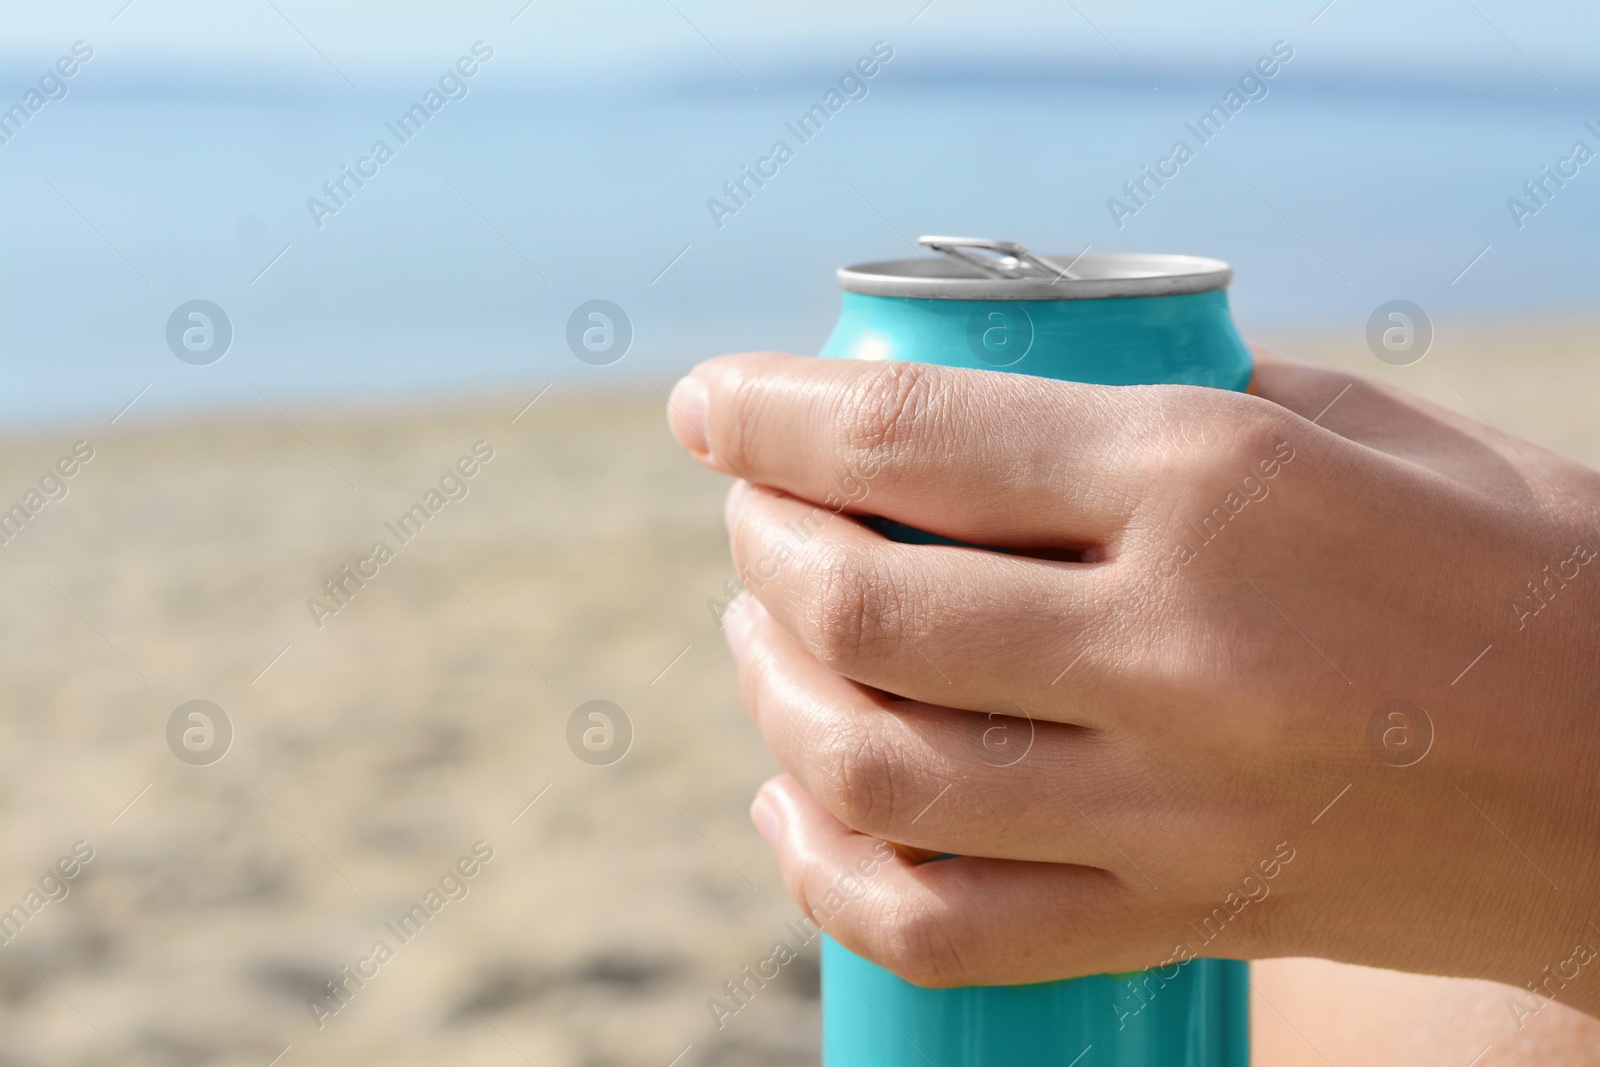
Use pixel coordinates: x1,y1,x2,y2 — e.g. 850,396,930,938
919,236,1080,281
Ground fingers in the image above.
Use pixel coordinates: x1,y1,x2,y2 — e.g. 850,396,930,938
728,595,1147,865
725,480,1126,722
1248,347,1510,467
667,351,1162,548
750,775,1177,987
1248,347,1600,518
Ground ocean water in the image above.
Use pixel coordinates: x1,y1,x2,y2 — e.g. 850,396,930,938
2,15,1596,427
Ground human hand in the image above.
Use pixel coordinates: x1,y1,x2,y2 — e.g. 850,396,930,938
666,350,1600,1013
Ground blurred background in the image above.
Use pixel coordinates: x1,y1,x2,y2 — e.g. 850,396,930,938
1,1,1597,1065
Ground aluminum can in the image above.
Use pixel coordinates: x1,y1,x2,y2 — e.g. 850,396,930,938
816,237,1252,1067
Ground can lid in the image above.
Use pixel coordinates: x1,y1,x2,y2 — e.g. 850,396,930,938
837,236,1233,301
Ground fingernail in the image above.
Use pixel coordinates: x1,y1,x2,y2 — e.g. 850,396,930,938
667,376,709,455
750,790,782,847
723,479,749,529
722,594,754,657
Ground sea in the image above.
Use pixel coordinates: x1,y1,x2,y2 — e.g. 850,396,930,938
2,2,1596,427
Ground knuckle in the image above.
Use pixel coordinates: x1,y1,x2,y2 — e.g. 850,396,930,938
822,723,899,834
1145,391,1296,501
717,362,776,467
720,363,787,467
802,542,890,674
1221,402,1295,468
873,896,974,988
725,490,757,567
835,363,940,483
1123,389,1220,493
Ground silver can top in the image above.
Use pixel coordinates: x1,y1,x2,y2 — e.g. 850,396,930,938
837,236,1233,301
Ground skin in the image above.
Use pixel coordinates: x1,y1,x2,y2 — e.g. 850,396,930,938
665,349,1600,1020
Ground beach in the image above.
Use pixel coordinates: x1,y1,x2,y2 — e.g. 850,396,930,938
3,319,1599,1065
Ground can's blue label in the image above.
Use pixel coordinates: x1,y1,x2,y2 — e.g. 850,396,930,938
816,242,1252,1067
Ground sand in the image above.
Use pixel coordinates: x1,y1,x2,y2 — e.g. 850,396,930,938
2,317,1598,1066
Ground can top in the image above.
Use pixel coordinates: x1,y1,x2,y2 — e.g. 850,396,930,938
837,236,1233,301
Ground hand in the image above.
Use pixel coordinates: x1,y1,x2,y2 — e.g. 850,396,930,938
666,350,1600,1012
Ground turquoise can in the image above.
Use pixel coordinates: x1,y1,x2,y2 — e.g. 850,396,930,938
815,238,1253,1067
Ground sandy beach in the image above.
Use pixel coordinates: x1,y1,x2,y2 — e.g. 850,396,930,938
3,318,1599,1066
